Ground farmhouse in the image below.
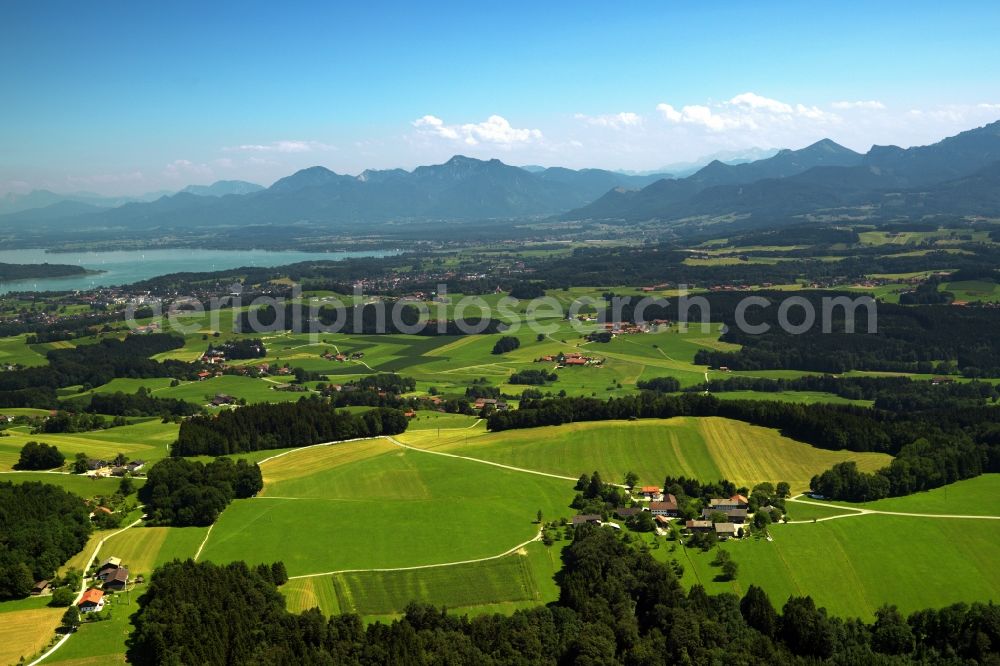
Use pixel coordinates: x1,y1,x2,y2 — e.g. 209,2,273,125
78,588,105,613
714,522,739,540
638,486,663,501
614,507,643,519
571,514,602,527
97,556,123,581
649,495,680,517
708,494,749,511
211,393,236,406
684,520,713,533
102,567,130,591
473,398,509,411
702,507,747,524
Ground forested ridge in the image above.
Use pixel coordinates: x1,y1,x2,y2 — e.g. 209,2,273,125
0,333,189,408
172,397,409,456
125,527,999,665
138,457,263,526
0,481,92,599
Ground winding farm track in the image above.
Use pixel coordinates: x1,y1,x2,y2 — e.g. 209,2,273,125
786,495,1000,523
286,529,543,580
384,435,579,482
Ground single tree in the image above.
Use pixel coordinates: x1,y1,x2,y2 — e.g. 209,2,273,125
61,606,81,632
721,559,738,581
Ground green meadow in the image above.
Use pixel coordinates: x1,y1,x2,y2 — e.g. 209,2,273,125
0,419,177,471
398,418,892,493
673,512,1000,619
197,438,574,576
282,540,565,622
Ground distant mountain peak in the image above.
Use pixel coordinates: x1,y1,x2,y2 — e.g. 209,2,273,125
181,180,263,197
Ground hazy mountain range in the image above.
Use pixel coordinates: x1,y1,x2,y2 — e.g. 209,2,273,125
565,120,1000,223
2,120,999,235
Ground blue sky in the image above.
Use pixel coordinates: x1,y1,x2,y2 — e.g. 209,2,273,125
2,1,999,194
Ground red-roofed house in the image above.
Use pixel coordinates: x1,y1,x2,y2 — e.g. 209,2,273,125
638,486,663,501
78,588,105,613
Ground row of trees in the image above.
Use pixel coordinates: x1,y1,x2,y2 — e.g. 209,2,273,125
125,527,1000,664
0,481,91,599
173,397,409,456
138,457,263,526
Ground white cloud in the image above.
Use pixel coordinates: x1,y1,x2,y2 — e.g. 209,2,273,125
832,100,887,110
574,112,643,129
729,92,793,114
413,114,543,146
223,140,335,153
656,103,751,131
163,159,213,180
656,92,838,133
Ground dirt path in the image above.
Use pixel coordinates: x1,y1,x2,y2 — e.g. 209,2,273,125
385,436,579,482
785,494,1000,523
287,529,543,580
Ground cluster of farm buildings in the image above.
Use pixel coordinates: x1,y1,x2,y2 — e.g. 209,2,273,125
573,486,759,541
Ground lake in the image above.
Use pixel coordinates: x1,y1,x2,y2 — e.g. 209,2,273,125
0,247,400,294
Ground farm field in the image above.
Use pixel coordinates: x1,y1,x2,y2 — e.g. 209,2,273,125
711,390,872,406
196,438,574,576
95,526,209,577
0,471,138,497
0,419,177,471
673,511,1000,619
942,279,1000,303
282,540,565,622
0,334,48,367
0,596,63,666
398,418,892,493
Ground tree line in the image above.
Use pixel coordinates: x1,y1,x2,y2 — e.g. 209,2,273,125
138,457,263,527
0,333,190,408
172,397,409,456
125,527,999,664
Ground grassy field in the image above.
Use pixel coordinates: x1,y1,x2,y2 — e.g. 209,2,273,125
0,599,63,666
942,279,1000,303
44,593,136,665
0,419,177,471
712,390,872,406
95,526,209,577
0,471,139,497
198,438,574,576
399,418,891,493
673,512,1000,619
0,334,48,367
282,540,565,622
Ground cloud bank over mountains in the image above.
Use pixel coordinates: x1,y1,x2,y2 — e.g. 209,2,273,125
4,91,999,196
